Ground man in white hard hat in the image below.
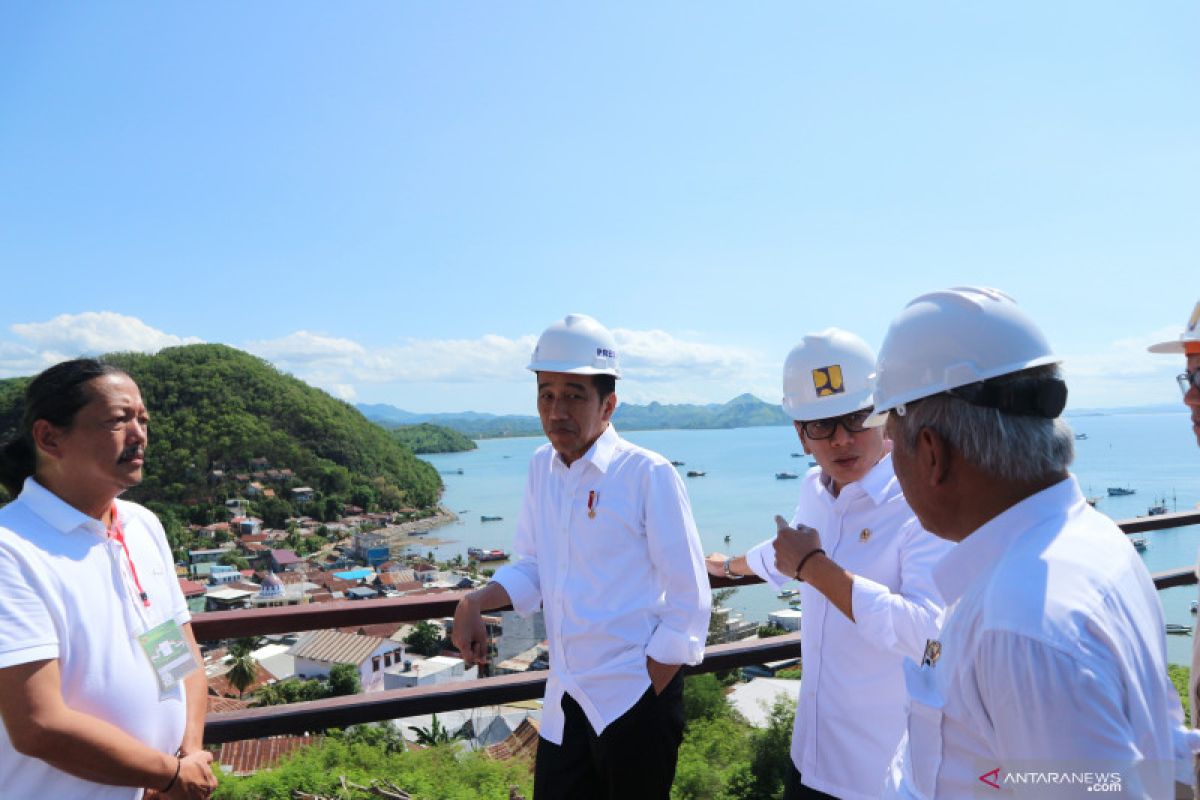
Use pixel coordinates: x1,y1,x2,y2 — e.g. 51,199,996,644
706,328,952,800
1148,299,1200,796
873,287,1196,798
452,314,711,800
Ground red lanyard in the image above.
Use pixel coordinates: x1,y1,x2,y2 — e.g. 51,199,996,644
108,504,151,608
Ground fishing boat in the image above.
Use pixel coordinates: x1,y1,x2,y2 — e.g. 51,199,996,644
723,534,731,544
1131,536,1148,552
1166,623,1192,636
480,515,503,522
790,452,802,458
686,470,706,478
1191,600,1197,615
1147,504,1168,517
778,589,798,599
467,547,509,562
671,460,685,466
776,472,799,480
1107,487,1135,496
1074,433,1088,440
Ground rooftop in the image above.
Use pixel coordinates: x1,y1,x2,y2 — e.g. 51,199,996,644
290,629,396,666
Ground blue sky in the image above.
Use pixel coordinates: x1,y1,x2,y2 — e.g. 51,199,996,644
1,3,1196,414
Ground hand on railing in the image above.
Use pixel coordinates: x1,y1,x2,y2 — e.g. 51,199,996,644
453,594,491,667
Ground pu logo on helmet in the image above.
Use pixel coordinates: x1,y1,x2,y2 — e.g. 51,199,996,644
812,365,844,396
596,347,616,358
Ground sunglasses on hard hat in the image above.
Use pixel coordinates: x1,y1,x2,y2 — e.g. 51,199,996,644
800,408,875,440
1178,369,1200,396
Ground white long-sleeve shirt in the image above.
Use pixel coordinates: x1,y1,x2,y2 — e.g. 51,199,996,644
885,476,1199,799
493,425,711,745
744,454,952,800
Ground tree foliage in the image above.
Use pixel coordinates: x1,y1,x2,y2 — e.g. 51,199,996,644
0,344,444,521
226,638,261,698
390,424,477,454
212,735,531,800
404,621,444,658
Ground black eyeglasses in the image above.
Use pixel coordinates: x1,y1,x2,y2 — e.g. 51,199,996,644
800,408,875,440
1178,369,1200,396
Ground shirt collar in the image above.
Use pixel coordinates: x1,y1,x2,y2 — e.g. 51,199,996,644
18,476,108,538
554,424,619,475
818,452,896,506
933,475,1083,605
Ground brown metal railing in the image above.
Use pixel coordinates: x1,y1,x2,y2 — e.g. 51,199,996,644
199,511,1200,744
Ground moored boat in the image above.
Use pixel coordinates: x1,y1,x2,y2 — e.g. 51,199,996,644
776,472,799,480
467,547,509,562
1107,487,1135,496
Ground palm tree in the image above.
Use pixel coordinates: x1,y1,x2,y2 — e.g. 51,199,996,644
408,714,468,746
226,637,261,698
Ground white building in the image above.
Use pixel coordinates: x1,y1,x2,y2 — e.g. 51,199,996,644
767,608,803,632
382,655,477,690
289,629,404,693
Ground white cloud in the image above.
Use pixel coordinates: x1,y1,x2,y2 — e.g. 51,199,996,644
1060,325,1185,408
10,312,202,356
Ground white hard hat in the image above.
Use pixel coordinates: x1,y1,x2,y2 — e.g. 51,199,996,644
872,287,1061,415
781,328,877,421
1148,300,1200,355
527,313,621,377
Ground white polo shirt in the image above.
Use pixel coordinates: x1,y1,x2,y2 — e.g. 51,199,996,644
493,425,711,744
884,477,1198,799
744,453,953,800
0,478,191,800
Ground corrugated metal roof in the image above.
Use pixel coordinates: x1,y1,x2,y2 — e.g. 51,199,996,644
289,628,395,666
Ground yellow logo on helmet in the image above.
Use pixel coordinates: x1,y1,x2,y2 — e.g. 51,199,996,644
812,365,845,397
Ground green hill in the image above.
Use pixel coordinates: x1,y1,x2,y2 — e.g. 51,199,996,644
390,423,477,454
0,345,442,516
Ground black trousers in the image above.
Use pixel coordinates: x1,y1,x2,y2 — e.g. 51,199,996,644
533,672,685,800
783,763,841,800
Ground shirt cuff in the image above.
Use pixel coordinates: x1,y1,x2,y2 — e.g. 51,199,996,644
745,539,791,590
492,565,542,617
645,622,705,666
850,574,899,651
0,642,59,669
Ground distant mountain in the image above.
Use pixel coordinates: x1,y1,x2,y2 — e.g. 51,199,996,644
359,393,792,438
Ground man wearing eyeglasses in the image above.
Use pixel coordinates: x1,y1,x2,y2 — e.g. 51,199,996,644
1149,299,1200,796
706,329,952,800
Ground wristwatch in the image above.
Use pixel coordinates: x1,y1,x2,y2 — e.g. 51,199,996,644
723,558,742,580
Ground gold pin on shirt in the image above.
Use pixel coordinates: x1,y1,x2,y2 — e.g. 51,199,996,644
859,528,871,542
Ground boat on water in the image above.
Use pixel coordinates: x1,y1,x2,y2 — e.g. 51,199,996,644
778,589,798,599
790,452,801,458
1085,497,1100,507
480,515,503,522
808,460,818,467
687,470,706,478
788,598,802,607
723,534,731,544
1147,504,1168,516
1166,623,1192,636
776,472,799,480
1131,536,1148,552
467,547,509,562
1191,600,1197,615
1075,433,1088,440
1107,487,1135,496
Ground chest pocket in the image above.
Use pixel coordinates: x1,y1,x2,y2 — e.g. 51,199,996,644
902,656,945,799
574,490,642,560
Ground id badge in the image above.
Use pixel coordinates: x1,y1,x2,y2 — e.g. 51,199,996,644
136,619,199,695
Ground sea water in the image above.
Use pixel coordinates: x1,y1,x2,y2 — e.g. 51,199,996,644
421,410,1200,665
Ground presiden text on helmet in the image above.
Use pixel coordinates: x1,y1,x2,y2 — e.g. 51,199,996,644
527,313,622,377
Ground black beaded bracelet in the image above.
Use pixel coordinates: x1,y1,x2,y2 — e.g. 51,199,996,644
794,548,825,581
162,756,181,793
